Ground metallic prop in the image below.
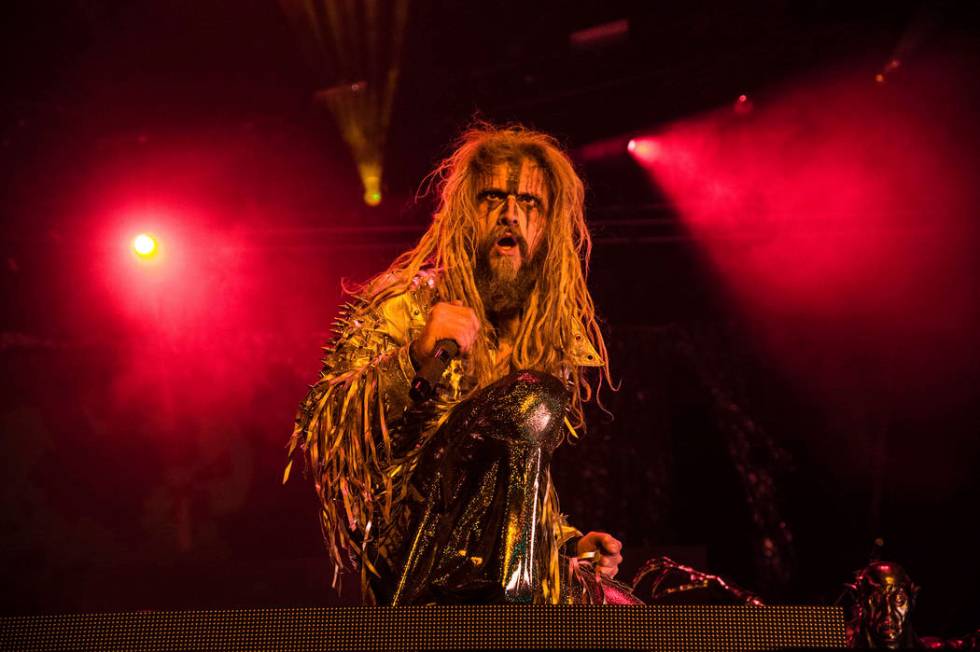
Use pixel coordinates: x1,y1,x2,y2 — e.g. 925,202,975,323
843,560,920,649
631,556,764,606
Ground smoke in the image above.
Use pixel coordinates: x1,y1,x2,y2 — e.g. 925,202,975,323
640,54,980,492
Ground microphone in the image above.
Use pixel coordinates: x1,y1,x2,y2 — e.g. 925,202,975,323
409,339,460,403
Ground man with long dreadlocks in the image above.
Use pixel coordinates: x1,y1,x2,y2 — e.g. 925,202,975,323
287,124,626,605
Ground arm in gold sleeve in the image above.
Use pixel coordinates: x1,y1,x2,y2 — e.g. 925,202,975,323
285,288,431,586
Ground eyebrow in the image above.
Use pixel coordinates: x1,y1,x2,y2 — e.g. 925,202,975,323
476,185,546,205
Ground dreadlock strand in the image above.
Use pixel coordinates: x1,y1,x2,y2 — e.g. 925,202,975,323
349,123,612,430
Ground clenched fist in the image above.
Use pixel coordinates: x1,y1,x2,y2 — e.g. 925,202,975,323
576,531,623,579
411,300,481,360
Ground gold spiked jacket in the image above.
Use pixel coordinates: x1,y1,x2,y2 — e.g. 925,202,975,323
286,271,603,602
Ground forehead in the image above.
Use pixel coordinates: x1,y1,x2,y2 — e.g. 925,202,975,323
478,158,549,197
868,585,907,601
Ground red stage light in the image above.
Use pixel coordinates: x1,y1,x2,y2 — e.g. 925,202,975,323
734,94,754,115
133,233,157,258
627,138,660,163
636,64,978,458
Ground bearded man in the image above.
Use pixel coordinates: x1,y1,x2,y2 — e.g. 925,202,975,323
287,124,624,605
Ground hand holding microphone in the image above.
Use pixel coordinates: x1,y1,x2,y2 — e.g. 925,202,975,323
576,531,624,579
409,300,480,402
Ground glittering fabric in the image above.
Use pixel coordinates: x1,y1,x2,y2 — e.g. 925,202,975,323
286,271,602,603
389,370,567,605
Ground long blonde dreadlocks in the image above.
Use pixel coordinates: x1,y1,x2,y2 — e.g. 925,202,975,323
354,123,611,431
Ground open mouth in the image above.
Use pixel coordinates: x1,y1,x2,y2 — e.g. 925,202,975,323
496,235,518,249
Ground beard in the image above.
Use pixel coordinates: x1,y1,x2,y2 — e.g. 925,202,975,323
474,233,546,322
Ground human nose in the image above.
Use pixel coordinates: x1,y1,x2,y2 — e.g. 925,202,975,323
497,195,521,227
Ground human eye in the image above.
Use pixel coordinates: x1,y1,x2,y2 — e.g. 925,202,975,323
516,194,540,210
478,190,507,204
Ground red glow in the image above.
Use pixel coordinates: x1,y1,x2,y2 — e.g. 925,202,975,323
577,137,634,162
101,203,262,344
733,94,754,115
65,125,362,455
635,63,978,485
93,201,260,434
627,137,660,163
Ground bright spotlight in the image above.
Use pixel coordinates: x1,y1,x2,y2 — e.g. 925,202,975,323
133,233,157,258
362,173,382,207
734,93,754,115
627,138,660,164
364,189,382,206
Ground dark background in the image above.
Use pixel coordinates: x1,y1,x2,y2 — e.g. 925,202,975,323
2,0,979,637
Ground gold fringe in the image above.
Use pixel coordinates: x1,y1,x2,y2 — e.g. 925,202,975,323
289,281,588,603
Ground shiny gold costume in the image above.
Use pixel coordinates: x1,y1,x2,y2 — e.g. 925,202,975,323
286,271,602,604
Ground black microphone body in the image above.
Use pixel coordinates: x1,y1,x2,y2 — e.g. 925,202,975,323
409,339,460,403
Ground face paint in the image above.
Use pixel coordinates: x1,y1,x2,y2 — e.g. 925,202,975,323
475,158,550,277
471,157,551,321
505,160,521,194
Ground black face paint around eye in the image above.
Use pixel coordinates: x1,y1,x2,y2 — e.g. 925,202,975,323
476,160,549,215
